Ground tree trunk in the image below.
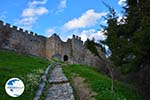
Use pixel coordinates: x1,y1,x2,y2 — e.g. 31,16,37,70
105,60,114,93
110,68,114,93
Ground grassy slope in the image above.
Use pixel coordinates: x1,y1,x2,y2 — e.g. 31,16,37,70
0,50,50,100
63,64,141,100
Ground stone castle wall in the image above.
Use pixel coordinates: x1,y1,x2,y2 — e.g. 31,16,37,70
0,20,46,57
0,20,106,71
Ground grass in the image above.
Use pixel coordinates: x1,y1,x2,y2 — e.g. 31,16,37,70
62,64,141,100
0,50,51,100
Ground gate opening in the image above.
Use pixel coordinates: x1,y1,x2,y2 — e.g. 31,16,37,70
63,55,68,61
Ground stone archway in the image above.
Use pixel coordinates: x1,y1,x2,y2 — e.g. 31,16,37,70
63,55,68,61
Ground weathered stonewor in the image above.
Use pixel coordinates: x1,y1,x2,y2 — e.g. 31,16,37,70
46,64,75,100
0,20,107,71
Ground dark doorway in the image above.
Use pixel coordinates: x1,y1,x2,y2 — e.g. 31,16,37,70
63,55,68,61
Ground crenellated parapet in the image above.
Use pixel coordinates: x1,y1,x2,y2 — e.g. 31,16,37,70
72,34,82,41
0,20,39,37
0,20,106,70
0,20,47,58
72,34,83,44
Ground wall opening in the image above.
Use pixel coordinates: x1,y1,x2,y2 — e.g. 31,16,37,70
63,55,68,61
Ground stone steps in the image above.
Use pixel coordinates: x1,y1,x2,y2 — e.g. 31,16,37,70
45,64,75,100
49,66,68,84
46,83,75,100
34,64,55,100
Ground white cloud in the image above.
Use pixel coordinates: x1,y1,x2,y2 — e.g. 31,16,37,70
118,0,127,6
45,9,106,41
18,17,37,25
117,13,127,25
36,7,48,15
15,17,37,30
22,7,48,17
45,28,56,37
56,0,67,13
79,29,106,42
63,9,106,31
0,11,7,21
0,15,6,20
28,0,48,7
15,0,48,30
22,8,34,17
59,0,67,9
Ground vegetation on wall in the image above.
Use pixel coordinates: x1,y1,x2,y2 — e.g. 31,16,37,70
85,38,100,57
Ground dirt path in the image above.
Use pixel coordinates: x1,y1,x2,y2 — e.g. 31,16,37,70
72,76,97,100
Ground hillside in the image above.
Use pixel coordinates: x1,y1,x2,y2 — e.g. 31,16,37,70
62,64,141,100
0,50,50,100
0,50,141,100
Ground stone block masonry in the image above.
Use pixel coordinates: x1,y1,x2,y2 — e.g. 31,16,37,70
0,20,107,70
0,20,46,57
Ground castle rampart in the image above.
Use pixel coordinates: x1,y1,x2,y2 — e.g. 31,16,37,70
0,20,106,71
0,20,46,57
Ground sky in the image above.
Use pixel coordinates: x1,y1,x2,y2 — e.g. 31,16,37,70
0,0,126,42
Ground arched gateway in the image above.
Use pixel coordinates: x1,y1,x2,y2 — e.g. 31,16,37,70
63,55,68,61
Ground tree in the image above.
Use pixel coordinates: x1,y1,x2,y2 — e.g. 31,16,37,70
123,0,150,71
102,0,150,99
102,0,150,74
99,3,120,93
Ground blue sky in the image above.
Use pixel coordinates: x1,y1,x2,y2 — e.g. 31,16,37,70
0,0,126,42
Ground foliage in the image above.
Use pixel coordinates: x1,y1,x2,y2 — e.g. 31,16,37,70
102,0,150,74
63,64,141,100
85,38,100,57
102,0,150,99
0,50,50,100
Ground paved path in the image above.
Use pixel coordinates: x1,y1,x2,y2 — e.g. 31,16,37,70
46,64,75,100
